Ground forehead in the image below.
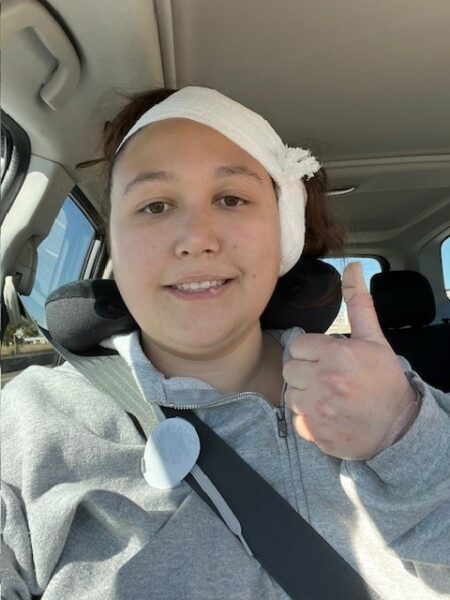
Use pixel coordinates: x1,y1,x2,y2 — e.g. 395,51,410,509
115,118,270,177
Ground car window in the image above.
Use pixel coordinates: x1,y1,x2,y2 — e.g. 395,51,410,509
322,257,383,334
441,237,450,301
2,196,98,388
21,196,96,328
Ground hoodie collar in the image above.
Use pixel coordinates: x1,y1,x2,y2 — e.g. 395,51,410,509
100,327,303,409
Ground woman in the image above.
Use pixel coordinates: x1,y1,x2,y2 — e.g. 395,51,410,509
2,87,449,600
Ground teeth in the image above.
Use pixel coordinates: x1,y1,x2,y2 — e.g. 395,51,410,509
175,280,226,292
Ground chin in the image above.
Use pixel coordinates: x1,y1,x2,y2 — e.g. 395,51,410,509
160,320,256,359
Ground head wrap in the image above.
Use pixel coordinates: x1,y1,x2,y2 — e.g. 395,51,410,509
116,86,320,276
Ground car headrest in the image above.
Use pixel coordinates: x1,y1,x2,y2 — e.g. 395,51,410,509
370,270,435,329
45,258,342,353
45,279,137,353
260,257,341,332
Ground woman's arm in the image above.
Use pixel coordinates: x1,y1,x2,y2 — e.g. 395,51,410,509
341,369,450,593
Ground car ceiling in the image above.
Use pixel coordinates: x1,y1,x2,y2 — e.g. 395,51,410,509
2,0,450,251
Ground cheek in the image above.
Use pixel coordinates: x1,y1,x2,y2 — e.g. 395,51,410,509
242,217,280,264
109,218,164,283
232,217,280,284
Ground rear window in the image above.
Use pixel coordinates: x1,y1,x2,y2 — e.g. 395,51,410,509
322,257,383,334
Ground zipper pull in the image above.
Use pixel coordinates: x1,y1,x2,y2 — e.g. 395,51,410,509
275,406,287,438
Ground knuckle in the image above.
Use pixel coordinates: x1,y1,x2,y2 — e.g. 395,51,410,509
284,386,294,404
282,361,294,381
316,398,337,419
332,340,354,362
284,386,301,410
283,360,306,388
325,336,345,353
358,293,375,311
289,336,304,357
319,370,350,396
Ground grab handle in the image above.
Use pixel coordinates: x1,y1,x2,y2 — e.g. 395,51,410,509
2,0,81,110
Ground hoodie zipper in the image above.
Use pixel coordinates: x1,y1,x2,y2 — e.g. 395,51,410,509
275,382,288,438
163,384,288,438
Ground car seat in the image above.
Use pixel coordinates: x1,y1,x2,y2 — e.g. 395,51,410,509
371,270,450,392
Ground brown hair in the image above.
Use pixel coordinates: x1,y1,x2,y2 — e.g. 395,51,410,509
79,87,346,258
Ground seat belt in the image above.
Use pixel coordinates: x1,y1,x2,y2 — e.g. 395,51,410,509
40,327,380,600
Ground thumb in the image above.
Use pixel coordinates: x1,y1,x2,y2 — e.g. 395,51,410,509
342,262,387,344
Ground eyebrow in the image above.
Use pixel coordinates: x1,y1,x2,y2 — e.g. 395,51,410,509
124,170,174,194
123,164,265,195
213,165,265,184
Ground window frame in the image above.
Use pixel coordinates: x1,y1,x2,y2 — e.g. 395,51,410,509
69,187,107,279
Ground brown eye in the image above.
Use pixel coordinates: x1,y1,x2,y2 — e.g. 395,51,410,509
142,201,170,214
217,196,247,207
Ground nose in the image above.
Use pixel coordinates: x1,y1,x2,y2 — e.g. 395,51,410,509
174,206,221,258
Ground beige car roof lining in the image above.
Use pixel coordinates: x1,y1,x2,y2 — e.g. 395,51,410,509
1,0,449,261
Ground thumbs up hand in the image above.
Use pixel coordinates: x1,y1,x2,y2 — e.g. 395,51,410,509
283,262,418,460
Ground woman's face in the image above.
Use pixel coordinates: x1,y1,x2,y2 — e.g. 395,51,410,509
109,118,281,359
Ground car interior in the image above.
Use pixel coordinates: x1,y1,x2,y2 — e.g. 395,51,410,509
1,0,449,390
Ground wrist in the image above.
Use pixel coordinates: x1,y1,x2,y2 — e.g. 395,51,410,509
371,385,422,457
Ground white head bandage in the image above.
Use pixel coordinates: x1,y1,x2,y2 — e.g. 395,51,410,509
116,87,321,276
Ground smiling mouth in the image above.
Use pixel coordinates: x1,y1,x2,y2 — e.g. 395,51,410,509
167,279,231,292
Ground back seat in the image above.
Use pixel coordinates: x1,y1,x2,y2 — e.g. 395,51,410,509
371,270,450,392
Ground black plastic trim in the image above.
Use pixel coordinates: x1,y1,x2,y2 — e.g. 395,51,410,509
1,126,13,179
0,112,31,225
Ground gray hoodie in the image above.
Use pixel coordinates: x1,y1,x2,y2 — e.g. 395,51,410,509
1,327,449,599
